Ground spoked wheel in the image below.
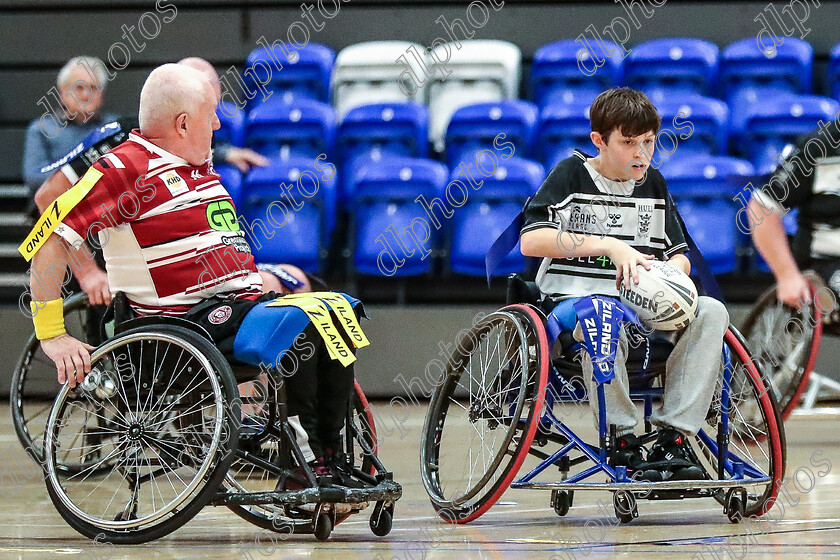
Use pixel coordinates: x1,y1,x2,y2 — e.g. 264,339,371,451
693,327,785,518
43,326,239,544
10,293,113,472
741,272,822,419
226,380,377,532
421,304,549,523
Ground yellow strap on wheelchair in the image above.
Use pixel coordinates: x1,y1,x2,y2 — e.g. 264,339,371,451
19,167,104,261
267,296,356,366
279,292,370,349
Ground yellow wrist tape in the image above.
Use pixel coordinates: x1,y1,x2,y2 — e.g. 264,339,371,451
31,298,66,340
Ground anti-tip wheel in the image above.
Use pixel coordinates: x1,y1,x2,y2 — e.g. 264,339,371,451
370,502,393,537
725,488,747,523
613,491,638,524
314,512,333,541
551,490,573,517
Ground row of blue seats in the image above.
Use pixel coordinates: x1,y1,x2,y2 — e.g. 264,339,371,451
235,37,840,110
217,92,839,180
217,152,782,277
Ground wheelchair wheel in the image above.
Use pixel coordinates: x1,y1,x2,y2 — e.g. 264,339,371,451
10,293,112,471
226,380,378,532
420,304,549,523
741,272,822,420
43,325,239,544
693,327,785,518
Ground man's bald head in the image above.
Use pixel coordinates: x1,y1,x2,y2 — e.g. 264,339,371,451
178,57,221,99
139,63,219,165
139,63,211,134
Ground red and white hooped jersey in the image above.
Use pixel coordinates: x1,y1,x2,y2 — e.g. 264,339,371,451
54,130,263,316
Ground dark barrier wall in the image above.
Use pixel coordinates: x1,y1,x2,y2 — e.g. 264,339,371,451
1,1,838,179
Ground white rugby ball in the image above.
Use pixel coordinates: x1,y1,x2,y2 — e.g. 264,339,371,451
618,260,698,331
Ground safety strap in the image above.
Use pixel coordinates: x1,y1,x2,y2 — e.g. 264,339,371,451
277,292,370,349
266,295,356,366
19,167,103,261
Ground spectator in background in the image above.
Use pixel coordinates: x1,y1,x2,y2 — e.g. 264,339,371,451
178,57,269,173
22,56,118,193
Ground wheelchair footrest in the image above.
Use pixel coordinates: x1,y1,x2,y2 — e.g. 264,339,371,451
510,477,770,492
210,479,402,507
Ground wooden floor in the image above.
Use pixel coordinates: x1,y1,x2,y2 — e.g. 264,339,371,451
1,403,839,559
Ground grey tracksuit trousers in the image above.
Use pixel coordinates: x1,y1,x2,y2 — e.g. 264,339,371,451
581,296,730,437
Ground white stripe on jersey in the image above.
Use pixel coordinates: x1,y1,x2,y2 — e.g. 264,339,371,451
136,182,228,221
102,153,125,169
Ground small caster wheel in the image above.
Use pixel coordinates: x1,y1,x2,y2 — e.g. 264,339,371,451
370,502,393,537
314,512,333,541
613,491,638,524
725,488,746,523
551,490,573,517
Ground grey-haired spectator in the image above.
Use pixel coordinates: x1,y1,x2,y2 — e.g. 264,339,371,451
22,56,118,193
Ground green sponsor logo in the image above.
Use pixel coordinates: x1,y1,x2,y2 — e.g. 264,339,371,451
206,201,240,232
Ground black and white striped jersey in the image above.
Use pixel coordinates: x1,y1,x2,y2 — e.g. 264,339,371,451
521,150,688,298
751,120,840,262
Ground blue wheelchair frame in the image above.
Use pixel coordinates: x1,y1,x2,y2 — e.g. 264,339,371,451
508,296,770,503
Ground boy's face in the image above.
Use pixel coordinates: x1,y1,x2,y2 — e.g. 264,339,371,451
591,128,656,182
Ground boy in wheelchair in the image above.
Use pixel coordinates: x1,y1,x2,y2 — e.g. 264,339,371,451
26,63,363,489
519,88,730,482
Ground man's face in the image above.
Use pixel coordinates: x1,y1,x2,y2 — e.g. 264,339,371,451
60,66,103,122
598,129,656,182
183,82,221,165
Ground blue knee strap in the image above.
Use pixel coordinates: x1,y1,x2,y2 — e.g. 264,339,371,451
232,293,363,367
547,296,641,385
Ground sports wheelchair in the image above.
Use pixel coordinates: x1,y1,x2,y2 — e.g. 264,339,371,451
420,275,785,524
12,293,401,544
742,271,840,417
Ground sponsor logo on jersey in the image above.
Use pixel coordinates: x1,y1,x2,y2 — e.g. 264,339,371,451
221,234,252,253
162,171,189,197
207,201,240,232
208,305,232,325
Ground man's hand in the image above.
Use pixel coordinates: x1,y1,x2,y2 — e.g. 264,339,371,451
777,272,812,308
41,334,95,388
78,266,112,305
224,147,269,173
605,238,654,291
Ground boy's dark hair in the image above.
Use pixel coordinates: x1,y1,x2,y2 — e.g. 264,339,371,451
589,87,661,142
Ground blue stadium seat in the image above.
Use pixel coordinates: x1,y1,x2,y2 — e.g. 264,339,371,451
828,42,840,99
244,43,334,104
666,156,754,198
655,96,729,165
743,94,839,173
350,157,448,276
536,102,592,169
215,164,243,209
720,37,813,140
624,38,719,104
239,155,338,273
245,98,336,160
448,156,544,276
337,102,428,164
445,100,538,167
531,39,622,108
217,101,244,148
675,198,739,274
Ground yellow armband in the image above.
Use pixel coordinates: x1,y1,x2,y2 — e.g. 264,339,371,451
31,298,66,340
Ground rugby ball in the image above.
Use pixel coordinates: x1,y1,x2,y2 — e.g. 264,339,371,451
618,260,698,331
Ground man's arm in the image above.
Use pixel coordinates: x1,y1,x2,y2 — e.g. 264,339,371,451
22,121,52,190
34,172,111,305
31,233,94,387
749,198,810,306
521,228,653,290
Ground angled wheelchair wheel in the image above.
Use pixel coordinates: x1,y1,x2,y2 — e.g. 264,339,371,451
43,325,239,544
10,293,112,472
226,380,378,532
693,327,785,518
741,272,822,420
421,304,549,523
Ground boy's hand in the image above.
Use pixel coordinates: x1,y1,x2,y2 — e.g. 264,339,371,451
605,238,654,291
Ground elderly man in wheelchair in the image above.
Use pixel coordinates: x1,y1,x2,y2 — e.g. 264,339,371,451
22,63,399,543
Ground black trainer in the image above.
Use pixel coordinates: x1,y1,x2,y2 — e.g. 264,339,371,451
644,428,705,481
612,434,662,481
